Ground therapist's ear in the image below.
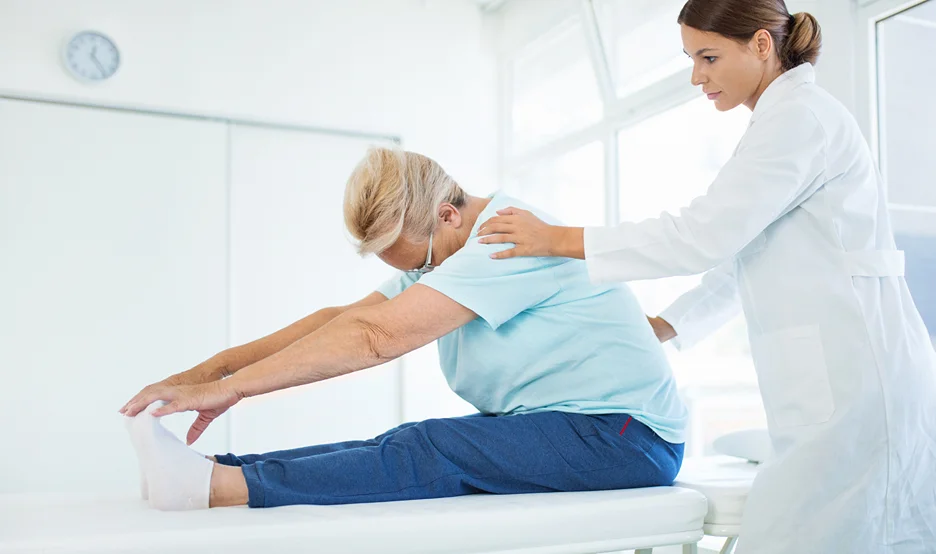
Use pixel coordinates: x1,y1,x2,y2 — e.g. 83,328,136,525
438,203,463,229
751,29,774,61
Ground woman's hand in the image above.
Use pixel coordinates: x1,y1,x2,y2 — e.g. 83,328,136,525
120,365,224,415
477,208,585,260
119,354,232,413
120,380,242,445
647,316,677,343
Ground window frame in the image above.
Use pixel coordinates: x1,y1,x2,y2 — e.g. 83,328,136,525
501,0,698,228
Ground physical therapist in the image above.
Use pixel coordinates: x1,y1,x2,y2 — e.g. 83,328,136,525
477,0,936,552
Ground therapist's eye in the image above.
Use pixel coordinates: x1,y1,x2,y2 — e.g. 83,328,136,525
704,56,717,64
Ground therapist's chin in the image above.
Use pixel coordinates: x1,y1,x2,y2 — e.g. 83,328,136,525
713,95,743,112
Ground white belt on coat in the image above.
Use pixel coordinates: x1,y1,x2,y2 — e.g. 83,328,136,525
843,250,906,277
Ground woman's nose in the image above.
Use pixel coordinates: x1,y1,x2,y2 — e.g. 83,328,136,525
691,66,705,87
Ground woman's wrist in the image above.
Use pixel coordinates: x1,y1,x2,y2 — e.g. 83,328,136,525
200,350,235,380
549,226,585,260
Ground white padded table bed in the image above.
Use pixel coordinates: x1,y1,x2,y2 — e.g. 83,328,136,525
0,487,707,554
674,456,760,554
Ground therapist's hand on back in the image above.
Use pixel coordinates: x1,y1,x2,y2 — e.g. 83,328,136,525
648,316,677,343
479,208,678,344
477,207,584,260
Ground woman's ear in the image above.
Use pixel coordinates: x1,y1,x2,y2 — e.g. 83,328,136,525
752,29,774,61
438,203,463,228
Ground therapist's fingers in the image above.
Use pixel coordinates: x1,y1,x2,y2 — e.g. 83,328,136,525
489,246,518,260
477,224,514,241
478,233,514,245
477,216,515,236
496,207,522,216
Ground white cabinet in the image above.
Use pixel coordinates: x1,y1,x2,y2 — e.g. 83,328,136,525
226,124,400,455
0,99,229,493
0,99,404,492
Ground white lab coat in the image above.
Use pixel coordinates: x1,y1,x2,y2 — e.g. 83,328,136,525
584,63,936,553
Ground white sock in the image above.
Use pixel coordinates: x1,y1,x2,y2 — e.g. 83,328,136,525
129,401,214,511
123,416,149,500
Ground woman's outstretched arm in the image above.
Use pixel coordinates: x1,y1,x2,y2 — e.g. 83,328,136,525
119,285,476,442
220,291,389,378
224,284,475,398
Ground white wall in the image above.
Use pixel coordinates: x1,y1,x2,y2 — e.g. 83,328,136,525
792,0,860,116
0,0,498,191
1,0,497,493
0,99,232,493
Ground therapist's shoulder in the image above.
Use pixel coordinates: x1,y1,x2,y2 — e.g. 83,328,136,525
757,95,824,130
743,97,827,153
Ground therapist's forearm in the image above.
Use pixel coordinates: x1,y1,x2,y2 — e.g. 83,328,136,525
224,313,388,399
550,226,585,260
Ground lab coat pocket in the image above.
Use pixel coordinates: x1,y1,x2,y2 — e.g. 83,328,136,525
752,325,835,428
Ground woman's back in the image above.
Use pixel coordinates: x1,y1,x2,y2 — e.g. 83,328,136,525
378,192,688,444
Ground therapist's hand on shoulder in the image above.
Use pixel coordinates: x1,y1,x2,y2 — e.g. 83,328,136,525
119,379,241,445
478,207,583,259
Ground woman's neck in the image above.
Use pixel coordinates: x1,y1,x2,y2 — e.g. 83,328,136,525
436,195,493,264
459,196,493,236
745,63,785,111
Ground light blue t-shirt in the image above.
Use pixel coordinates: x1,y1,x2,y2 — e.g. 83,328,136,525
378,192,687,443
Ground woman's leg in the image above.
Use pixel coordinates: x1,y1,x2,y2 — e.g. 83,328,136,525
238,411,683,508
212,420,423,466
209,463,249,507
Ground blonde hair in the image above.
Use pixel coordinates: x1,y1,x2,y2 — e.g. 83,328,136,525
343,147,467,255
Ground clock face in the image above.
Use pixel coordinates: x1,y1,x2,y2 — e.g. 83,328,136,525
64,31,120,81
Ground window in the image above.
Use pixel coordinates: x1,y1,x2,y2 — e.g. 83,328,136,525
617,98,760,446
617,97,752,383
497,1,765,455
876,0,936,344
507,141,605,226
509,17,604,154
592,0,691,99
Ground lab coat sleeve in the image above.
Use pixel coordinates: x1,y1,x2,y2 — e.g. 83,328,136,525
658,260,742,351
584,103,827,283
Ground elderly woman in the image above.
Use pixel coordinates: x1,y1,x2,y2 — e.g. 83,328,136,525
120,148,688,511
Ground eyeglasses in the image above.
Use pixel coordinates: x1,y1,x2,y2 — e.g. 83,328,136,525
408,233,436,275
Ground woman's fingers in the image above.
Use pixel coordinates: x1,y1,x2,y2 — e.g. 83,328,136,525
151,400,183,418
187,412,217,445
120,386,152,414
123,387,175,417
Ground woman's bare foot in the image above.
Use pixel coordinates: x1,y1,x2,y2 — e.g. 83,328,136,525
209,463,249,508
205,455,218,463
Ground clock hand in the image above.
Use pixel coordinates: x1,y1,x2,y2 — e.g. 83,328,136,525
90,49,106,76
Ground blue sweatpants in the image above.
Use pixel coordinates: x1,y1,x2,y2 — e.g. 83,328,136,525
214,411,684,508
